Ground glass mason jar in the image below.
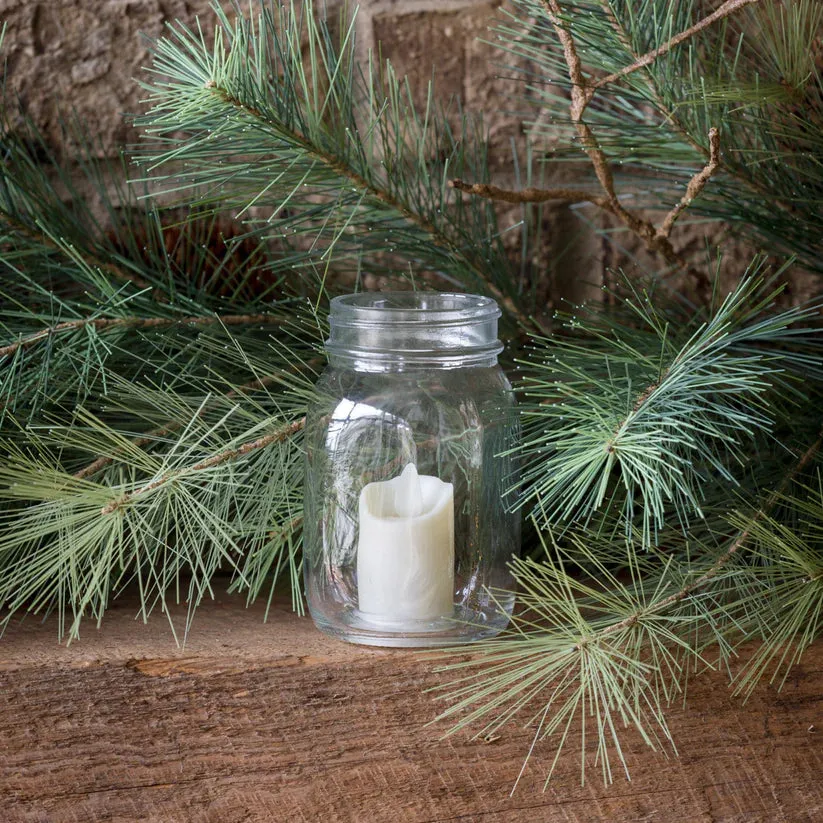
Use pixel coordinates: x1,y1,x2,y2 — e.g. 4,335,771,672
303,292,520,647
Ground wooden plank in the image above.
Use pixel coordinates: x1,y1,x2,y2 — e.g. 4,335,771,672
1,593,821,822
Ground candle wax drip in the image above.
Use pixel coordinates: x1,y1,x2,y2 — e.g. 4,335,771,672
393,463,424,518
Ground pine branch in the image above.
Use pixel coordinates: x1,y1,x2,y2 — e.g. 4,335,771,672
595,0,797,218
538,0,713,294
432,424,823,787
71,381,274,481
0,90,324,631
0,205,154,294
728,476,823,697
0,366,310,639
139,1,549,331
100,416,305,515
69,358,318,480
516,271,817,545
0,101,330,425
60,309,323,488
0,313,282,359
207,85,536,331
502,0,823,276
579,425,823,649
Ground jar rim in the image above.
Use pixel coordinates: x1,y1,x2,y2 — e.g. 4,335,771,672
329,292,501,325
326,292,503,370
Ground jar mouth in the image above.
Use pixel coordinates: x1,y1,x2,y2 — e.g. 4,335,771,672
329,292,501,326
326,292,503,370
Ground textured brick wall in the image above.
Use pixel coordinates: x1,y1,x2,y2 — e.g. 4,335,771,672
0,0,747,307
1,1,202,154
2,1,514,159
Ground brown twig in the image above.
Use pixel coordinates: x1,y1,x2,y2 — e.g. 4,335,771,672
0,313,282,360
452,0,724,297
541,0,714,295
266,513,304,544
591,0,762,92
100,416,306,515
577,427,823,650
598,0,795,226
656,128,721,241
450,180,613,209
540,0,620,206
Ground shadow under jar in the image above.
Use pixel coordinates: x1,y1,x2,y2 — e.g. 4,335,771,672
303,292,521,647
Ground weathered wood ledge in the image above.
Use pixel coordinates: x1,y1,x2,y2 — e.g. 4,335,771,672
1,592,821,822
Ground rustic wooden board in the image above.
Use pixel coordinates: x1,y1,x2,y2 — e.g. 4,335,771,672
1,593,821,822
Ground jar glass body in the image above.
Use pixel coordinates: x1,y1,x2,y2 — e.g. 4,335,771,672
303,293,520,647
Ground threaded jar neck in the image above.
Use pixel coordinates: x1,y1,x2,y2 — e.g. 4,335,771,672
325,292,504,371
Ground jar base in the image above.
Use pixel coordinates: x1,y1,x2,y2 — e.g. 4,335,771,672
309,599,515,648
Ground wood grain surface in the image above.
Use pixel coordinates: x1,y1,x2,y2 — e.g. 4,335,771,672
1,592,821,822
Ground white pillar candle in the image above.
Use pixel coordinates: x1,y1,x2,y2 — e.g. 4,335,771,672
357,463,455,624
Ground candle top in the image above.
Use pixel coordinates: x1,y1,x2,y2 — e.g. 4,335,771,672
361,464,453,521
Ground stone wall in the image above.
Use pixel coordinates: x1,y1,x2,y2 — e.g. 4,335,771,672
0,0,746,308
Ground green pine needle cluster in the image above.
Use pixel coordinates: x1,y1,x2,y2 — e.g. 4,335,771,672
138,1,530,328
1,0,822,791
516,270,820,546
